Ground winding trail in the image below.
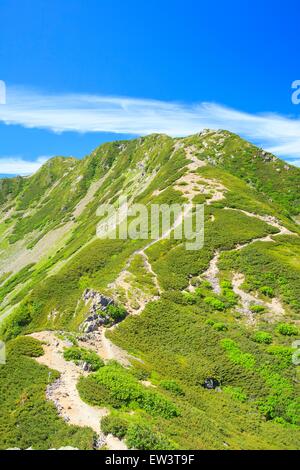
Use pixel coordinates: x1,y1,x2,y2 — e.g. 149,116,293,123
109,145,220,310
174,147,226,206
232,273,285,325
108,251,160,315
97,327,131,366
225,208,294,236
202,208,297,323
30,331,127,450
202,251,221,294
232,273,264,325
109,202,192,312
141,251,161,295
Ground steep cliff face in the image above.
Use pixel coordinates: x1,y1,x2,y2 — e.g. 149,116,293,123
0,131,299,450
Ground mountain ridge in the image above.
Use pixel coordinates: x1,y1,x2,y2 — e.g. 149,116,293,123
0,130,299,450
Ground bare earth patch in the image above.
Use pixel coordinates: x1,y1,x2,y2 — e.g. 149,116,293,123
30,331,127,450
200,207,294,322
232,273,285,325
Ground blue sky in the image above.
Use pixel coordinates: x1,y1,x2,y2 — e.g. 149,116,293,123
1,0,300,175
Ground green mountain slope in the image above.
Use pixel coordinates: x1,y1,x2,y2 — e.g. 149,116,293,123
0,130,299,450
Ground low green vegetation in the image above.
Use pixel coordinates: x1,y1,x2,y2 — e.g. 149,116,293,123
63,346,104,371
78,362,179,419
184,131,300,216
0,263,35,304
101,415,176,450
109,298,300,447
0,238,137,339
128,254,159,296
146,206,279,293
250,305,265,313
6,336,44,357
126,423,176,450
204,296,226,311
276,323,298,336
106,305,127,323
101,415,128,439
160,380,185,396
221,338,256,369
0,336,95,449
252,331,273,344
259,286,275,298
223,386,247,402
219,237,300,315
267,346,294,369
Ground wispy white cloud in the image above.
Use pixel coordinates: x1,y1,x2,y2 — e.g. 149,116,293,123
0,86,300,164
0,156,49,175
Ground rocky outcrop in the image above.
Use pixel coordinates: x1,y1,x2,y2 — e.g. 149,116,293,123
80,289,117,333
203,378,220,390
46,378,70,423
81,313,108,333
83,289,114,311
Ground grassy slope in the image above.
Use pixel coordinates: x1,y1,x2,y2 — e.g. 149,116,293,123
0,131,299,449
109,299,300,449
